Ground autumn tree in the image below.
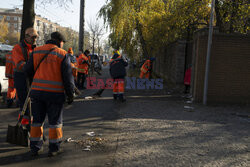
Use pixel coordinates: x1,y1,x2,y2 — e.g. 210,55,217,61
7,32,20,45
0,17,9,43
215,0,249,33
99,0,210,59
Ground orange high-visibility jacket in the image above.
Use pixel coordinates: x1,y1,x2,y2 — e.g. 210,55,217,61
71,62,78,78
66,53,78,78
31,44,67,93
140,60,151,73
78,53,89,74
12,40,33,72
5,51,15,78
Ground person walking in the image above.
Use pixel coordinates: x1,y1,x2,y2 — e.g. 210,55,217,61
12,27,38,126
109,50,128,102
24,31,75,157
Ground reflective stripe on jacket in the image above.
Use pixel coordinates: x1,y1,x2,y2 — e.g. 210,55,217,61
5,51,15,78
140,60,151,73
12,40,33,72
31,44,66,93
78,53,89,74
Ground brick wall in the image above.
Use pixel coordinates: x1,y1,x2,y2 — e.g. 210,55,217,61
192,29,250,104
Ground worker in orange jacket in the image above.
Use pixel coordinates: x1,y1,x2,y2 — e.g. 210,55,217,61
24,31,75,157
77,50,90,89
12,27,38,126
139,57,155,79
5,51,16,108
67,48,78,82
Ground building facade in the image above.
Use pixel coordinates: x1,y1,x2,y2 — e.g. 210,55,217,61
0,8,82,46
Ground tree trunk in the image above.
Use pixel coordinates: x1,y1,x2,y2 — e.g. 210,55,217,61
92,37,95,55
136,20,149,59
215,0,223,32
79,0,85,52
20,0,35,41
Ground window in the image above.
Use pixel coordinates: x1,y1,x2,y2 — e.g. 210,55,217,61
14,16,18,21
6,16,10,20
14,23,17,28
0,15,3,20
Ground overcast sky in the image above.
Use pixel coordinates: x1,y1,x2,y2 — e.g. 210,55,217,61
0,0,108,33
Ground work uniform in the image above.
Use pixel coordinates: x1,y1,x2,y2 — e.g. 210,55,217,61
109,53,128,100
5,51,16,107
67,53,78,81
24,40,74,153
140,60,152,79
12,40,35,125
77,53,89,89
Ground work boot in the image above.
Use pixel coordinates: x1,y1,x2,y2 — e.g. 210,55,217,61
113,94,117,100
48,149,63,157
6,99,13,108
30,146,43,157
118,94,126,102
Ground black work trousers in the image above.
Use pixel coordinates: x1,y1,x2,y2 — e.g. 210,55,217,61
77,72,86,89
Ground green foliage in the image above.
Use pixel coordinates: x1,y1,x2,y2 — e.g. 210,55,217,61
215,0,249,33
99,0,249,59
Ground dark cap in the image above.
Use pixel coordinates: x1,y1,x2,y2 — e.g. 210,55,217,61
51,31,66,42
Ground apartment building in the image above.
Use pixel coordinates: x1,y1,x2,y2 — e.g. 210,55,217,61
0,8,80,46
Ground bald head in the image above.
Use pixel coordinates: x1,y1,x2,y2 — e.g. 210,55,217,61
25,27,38,45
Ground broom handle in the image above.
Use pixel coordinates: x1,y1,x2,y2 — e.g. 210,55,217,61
16,87,31,126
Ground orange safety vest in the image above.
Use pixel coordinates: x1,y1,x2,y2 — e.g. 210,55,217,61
31,44,66,93
140,60,151,73
5,51,14,78
12,40,33,72
109,55,121,63
71,62,78,78
78,53,89,74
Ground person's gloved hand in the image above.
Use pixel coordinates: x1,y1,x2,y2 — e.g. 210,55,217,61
67,95,74,105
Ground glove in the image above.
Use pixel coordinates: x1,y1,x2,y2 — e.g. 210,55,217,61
67,95,74,105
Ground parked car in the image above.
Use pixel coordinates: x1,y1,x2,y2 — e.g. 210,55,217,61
0,44,13,102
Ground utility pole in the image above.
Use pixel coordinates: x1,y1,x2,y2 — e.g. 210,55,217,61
78,0,85,53
203,0,215,105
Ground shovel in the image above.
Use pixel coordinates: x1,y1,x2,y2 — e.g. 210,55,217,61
6,88,31,147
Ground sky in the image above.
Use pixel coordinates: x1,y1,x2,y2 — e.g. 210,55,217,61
0,0,108,34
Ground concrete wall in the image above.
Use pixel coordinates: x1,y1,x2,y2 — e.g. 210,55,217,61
153,40,187,89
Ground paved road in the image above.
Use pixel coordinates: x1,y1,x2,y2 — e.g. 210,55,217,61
0,66,249,167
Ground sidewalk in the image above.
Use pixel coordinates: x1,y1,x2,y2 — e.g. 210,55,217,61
112,88,250,166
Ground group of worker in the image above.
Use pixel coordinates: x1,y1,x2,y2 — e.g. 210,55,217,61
4,27,88,157
4,25,157,157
